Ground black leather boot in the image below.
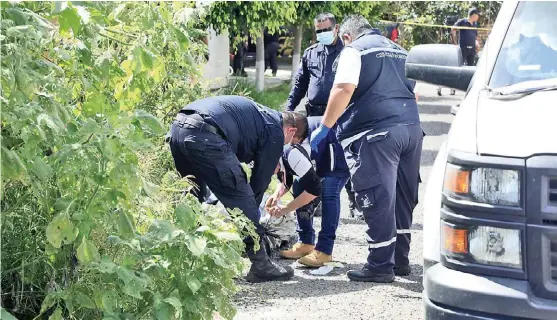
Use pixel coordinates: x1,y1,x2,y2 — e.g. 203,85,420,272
245,239,294,283
394,265,412,276
347,266,395,283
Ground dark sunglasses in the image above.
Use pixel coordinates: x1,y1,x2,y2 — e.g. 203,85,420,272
315,26,333,34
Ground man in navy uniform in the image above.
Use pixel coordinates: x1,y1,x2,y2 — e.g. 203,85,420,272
310,15,423,283
168,96,308,283
285,12,359,218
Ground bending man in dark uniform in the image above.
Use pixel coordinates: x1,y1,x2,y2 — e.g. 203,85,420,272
168,96,308,282
311,15,423,283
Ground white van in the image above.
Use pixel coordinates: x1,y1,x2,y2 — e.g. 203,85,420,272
405,1,557,319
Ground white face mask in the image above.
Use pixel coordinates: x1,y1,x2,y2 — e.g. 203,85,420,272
283,143,292,153
283,132,295,152
316,30,335,45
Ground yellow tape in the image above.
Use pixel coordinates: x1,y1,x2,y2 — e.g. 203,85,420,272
379,20,491,31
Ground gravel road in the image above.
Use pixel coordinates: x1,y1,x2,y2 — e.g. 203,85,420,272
233,83,464,320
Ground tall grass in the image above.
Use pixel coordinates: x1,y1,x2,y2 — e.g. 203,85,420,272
216,79,292,111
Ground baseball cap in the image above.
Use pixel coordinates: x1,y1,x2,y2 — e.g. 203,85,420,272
469,7,480,16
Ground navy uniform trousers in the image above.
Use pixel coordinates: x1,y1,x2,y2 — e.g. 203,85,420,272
169,114,264,238
344,124,423,273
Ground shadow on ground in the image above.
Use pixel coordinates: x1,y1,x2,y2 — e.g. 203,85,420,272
411,223,423,231
234,263,424,306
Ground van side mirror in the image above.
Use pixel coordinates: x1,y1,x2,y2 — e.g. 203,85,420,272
405,44,475,92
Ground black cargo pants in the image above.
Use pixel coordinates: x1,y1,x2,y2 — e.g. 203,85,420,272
265,41,279,74
344,124,423,273
169,113,264,239
461,46,477,66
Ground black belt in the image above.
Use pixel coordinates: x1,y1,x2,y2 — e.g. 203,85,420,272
305,103,327,116
176,112,221,136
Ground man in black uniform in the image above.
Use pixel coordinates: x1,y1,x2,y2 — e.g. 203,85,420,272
231,31,248,77
264,28,280,77
452,8,480,66
286,12,359,218
168,96,308,282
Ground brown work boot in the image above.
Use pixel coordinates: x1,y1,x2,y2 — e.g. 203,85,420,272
279,243,315,260
298,250,332,268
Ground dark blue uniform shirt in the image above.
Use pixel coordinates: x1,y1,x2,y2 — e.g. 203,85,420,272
180,96,284,205
286,39,344,111
454,18,478,47
334,31,419,142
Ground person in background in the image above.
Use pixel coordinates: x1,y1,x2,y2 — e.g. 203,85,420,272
311,15,423,283
452,7,481,66
231,31,248,77
285,12,359,219
269,116,350,268
168,96,308,283
264,27,280,77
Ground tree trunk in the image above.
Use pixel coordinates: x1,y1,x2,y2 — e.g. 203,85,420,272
291,24,303,85
255,29,265,92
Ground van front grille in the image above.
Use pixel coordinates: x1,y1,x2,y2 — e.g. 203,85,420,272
551,239,557,283
549,178,557,205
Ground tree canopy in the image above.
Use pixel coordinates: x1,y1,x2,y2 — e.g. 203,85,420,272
203,1,386,40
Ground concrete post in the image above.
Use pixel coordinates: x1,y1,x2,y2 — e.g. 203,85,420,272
202,28,230,89
291,24,303,85
255,29,265,92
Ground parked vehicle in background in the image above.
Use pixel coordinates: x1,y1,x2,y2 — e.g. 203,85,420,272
406,1,557,319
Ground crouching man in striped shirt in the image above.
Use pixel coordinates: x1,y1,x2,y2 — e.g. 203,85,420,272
267,116,350,268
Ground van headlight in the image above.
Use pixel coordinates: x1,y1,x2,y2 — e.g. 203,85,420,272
469,226,522,269
443,164,520,206
442,223,522,269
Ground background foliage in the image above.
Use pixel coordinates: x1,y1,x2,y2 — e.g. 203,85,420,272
380,1,502,48
1,1,255,319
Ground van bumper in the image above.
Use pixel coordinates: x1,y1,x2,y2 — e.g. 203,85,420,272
424,263,557,320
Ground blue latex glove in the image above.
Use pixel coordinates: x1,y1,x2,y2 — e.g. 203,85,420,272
309,124,330,152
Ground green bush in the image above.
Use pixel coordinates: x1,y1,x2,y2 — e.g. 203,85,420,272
1,2,253,319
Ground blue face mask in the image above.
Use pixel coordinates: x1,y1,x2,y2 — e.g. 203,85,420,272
316,31,335,45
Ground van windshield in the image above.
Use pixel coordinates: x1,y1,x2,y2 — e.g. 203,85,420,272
489,1,557,89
